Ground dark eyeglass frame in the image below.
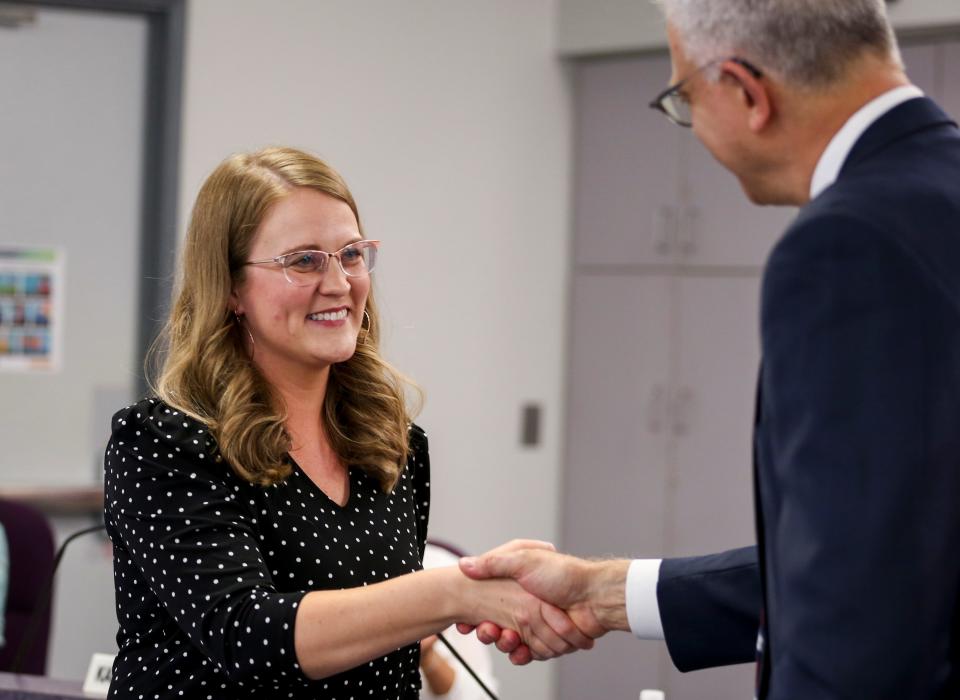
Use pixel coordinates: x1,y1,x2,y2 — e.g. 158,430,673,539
243,239,380,286
649,57,764,128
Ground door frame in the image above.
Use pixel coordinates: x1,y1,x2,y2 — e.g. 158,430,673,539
8,0,184,392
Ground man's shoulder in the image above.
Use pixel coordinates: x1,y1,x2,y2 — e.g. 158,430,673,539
812,102,960,224
778,142,960,272
768,165,960,320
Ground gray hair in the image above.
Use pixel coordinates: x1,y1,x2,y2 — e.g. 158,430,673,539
655,0,901,87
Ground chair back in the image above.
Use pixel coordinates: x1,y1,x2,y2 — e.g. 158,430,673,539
0,499,55,674
425,538,468,559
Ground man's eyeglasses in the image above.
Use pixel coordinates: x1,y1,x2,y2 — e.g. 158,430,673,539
243,240,380,286
649,57,763,128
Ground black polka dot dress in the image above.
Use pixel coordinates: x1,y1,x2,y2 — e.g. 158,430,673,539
103,398,430,699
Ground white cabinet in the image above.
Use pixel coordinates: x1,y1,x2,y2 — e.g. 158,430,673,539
670,276,760,556
573,55,682,266
941,39,960,119
560,272,761,699
562,51,769,700
900,44,937,96
563,274,673,560
572,55,794,271
679,135,795,267
560,274,673,696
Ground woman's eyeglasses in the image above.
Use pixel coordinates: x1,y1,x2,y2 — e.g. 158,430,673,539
243,240,380,286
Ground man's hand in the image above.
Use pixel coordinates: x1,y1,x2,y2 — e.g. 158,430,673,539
456,541,631,663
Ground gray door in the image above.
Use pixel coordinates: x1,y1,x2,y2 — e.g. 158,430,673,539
0,5,148,676
0,6,145,487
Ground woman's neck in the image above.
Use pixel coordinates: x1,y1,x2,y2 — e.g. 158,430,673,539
256,357,330,413
253,358,332,452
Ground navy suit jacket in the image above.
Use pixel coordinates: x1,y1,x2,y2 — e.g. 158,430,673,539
657,97,960,698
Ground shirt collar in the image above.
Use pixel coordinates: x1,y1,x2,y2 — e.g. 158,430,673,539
809,85,924,200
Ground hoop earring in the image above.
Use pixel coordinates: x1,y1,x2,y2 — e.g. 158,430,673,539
358,309,371,345
234,311,255,359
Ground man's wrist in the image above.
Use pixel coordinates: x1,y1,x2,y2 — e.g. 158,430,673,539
584,559,631,632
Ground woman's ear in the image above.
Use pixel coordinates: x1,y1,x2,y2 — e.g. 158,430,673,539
229,288,243,317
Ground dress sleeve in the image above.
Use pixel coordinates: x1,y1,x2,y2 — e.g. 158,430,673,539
407,424,431,563
103,399,310,686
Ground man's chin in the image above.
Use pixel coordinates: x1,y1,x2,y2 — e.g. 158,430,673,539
738,178,796,207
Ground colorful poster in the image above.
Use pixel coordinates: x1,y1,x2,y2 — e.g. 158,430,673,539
0,248,64,372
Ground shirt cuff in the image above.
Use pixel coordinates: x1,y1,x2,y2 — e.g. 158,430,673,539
625,558,665,640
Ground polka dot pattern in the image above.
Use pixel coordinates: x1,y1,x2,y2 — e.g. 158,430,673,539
103,398,430,699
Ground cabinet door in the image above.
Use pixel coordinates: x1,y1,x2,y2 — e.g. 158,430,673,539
669,275,760,556
679,134,797,268
559,273,674,700
661,275,761,700
678,39,934,270
900,42,937,99
941,38,960,119
572,54,683,266
0,6,148,677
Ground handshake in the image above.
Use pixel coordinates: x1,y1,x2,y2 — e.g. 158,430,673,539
452,539,632,665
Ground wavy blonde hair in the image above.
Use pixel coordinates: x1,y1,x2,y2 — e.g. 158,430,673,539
149,146,419,492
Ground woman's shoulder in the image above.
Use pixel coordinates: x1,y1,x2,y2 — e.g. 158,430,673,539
112,396,211,437
407,422,428,450
405,423,429,484
109,397,220,470
407,422,429,467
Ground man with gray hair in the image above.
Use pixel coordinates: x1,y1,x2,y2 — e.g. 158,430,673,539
460,0,960,696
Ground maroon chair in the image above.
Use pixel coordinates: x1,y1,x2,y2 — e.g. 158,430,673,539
0,499,55,674
425,538,468,558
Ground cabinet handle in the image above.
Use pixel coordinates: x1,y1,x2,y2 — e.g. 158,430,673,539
647,384,666,434
652,206,677,257
678,205,700,258
671,386,695,436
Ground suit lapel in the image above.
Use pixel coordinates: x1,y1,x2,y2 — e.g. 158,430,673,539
753,363,771,698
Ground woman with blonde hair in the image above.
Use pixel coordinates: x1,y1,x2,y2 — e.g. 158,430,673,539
103,147,592,699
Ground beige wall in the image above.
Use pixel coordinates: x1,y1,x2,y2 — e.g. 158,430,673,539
557,0,666,55
179,2,570,697
558,0,960,55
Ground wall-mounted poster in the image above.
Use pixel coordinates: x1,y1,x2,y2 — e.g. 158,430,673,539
0,247,64,372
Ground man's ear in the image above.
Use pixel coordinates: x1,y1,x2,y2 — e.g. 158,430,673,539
721,59,772,133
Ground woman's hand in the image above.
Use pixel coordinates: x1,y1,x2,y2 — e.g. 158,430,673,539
452,540,597,663
455,540,614,664
462,577,596,662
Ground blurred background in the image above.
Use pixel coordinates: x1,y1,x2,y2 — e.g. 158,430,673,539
1,1,959,697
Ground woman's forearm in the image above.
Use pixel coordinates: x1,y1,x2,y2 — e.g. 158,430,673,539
294,565,524,679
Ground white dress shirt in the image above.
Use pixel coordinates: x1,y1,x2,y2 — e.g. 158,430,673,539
625,84,925,641
809,84,923,199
